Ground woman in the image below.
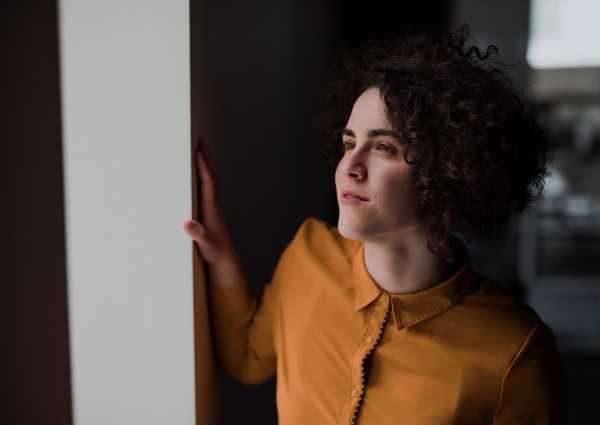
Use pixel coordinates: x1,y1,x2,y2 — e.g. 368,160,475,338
183,26,568,424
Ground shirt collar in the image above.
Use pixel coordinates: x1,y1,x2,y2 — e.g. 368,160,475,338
353,241,477,331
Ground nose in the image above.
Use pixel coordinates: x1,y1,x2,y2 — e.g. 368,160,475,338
341,149,367,180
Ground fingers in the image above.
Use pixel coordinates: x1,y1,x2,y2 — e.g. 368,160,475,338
199,140,217,178
196,140,219,199
196,149,217,203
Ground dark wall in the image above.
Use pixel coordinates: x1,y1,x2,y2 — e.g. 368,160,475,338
340,0,451,43
194,2,339,423
448,0,533,297
193,1,449,423
0,1,73,424
452,0,531,90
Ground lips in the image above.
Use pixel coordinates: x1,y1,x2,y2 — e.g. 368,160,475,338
341,189,368,201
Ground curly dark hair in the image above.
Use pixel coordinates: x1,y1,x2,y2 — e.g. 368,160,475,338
319,25,550,262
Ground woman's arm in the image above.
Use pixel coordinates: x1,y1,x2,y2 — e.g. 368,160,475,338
183,140,243,289
183,140,277,384
492,322,569,425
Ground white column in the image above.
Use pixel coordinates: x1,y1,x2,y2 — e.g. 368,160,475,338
58,1,196,423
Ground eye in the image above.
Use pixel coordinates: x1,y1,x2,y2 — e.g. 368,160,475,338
377,143,392,152
343,141,356,151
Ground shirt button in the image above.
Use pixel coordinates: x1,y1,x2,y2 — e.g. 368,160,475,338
366,336,373,344
379,293,387,302
352,389,358,397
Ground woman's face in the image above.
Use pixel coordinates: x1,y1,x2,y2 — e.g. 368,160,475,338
335,87,421,242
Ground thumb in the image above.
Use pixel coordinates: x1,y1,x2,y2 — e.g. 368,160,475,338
183,220,209,245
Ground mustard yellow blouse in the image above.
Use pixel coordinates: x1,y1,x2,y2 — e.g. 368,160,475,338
208,217,569,424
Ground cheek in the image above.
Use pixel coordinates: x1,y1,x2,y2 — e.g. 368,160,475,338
334,160,344,190
375,166,417,213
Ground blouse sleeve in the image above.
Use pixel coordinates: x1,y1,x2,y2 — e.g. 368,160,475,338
492,322,569,425
208,272,279,385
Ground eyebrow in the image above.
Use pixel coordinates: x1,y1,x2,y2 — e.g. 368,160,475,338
342,128,401,141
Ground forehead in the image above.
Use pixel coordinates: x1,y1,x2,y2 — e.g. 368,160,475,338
346,87,390,131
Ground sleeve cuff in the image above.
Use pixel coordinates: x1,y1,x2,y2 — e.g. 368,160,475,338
208,274,257,316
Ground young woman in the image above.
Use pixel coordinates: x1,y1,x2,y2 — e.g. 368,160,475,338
183,26,568,425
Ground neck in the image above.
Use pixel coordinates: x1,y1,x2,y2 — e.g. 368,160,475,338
363,227,459,295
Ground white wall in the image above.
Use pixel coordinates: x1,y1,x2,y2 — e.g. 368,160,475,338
58,1,196,423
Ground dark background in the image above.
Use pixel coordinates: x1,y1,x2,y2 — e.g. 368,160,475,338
0,2,72,424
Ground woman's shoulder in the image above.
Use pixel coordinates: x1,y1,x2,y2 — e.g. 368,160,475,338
460,274,555,350
469,277,540,319
280,216,362,270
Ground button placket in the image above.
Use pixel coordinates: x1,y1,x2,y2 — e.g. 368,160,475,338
340,295,389,425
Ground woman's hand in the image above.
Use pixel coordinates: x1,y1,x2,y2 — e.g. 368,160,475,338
183,140,243,288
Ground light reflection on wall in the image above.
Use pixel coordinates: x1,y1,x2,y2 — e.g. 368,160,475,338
528,0,600,69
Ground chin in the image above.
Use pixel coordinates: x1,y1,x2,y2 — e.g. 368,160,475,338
338,213,377,242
